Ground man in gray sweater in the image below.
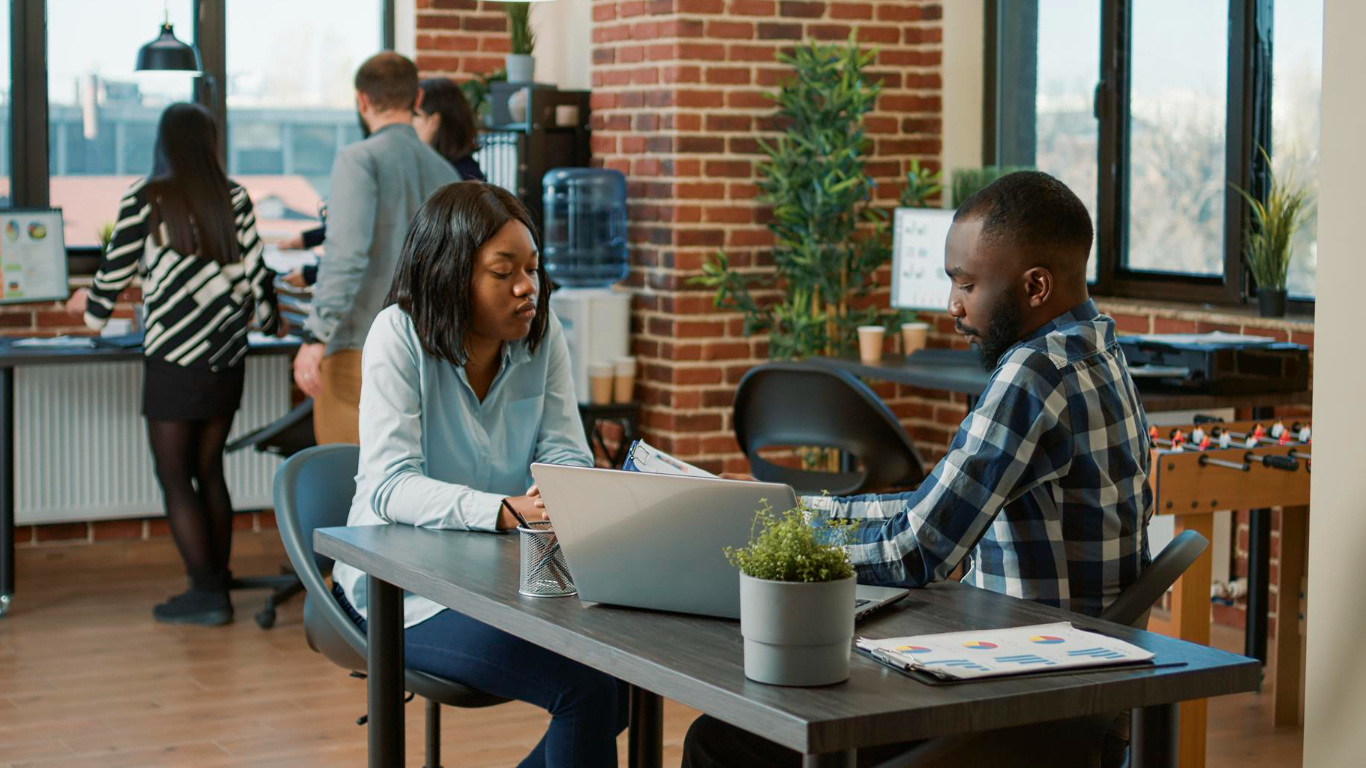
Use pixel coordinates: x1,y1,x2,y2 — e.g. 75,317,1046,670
295,52,458,443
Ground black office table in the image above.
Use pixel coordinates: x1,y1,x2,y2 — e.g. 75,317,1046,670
316,524,1259,768
0,337,300,617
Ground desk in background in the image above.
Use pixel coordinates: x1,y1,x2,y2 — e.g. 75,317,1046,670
0,336,300,617
317,524,1259,768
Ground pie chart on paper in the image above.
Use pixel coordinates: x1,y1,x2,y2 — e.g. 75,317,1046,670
1030,635,1066,645
895,645,933,654
962,640,998,650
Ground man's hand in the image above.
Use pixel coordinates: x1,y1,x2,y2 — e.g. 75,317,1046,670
283,269,310,289
65,288,90,318
278,233,305,250
293,342,326,398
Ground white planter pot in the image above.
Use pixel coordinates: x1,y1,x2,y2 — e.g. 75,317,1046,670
506,54,535,84
739,573,855,686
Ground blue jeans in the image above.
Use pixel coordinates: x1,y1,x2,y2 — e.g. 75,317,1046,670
334,584,629,767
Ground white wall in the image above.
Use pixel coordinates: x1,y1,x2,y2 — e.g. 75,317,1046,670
941,0,985,207
531,0,592,91
1304,1,1366,765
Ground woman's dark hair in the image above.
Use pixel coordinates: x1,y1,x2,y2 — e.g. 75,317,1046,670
387,182,549,366
418,77,480,163
145,103,239,265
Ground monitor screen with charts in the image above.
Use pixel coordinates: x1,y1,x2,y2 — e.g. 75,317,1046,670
0,209,70,305
890,207,955,312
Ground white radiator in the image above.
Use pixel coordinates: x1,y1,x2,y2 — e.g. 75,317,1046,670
14,357,292,525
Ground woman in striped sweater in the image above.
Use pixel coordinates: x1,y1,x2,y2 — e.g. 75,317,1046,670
67,102,282,626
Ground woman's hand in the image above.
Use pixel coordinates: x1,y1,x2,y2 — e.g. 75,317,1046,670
496,492,546,530
65,288,90,318
284,269,310,288
278,233,305,250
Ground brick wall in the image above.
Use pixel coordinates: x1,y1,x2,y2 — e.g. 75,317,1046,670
413,0,513,80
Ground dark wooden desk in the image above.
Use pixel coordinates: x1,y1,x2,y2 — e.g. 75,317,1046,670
316,524,1259,768
0,336,300,618
813,349,1313,413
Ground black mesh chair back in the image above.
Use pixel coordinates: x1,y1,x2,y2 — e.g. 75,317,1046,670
1100,530,1210,629
225,399,315,458
734,361,926,496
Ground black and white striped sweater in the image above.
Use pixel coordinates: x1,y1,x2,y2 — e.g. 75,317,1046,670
85,178,280,370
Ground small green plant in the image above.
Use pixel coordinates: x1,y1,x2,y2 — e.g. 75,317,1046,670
900,158,943,209
504,3,534,55
724,500,859,583
96,221,115,253
951,165,1034,207
459,68,506,124
1231,147,1315,292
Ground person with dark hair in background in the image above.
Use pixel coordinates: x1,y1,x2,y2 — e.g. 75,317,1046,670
292,52,457,443
682,171,1154,768
330,180,628,766
66,102,282,626
279,76,485,286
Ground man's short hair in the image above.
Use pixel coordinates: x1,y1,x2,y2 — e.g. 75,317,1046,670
355,52,419,112
954,170,1094,259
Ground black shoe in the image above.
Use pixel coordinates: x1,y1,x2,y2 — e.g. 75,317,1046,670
153,589,233,626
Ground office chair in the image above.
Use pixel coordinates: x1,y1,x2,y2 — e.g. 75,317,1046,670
224,399,316,628
868,531,1211,768
274,444,508,768
733,362,927,496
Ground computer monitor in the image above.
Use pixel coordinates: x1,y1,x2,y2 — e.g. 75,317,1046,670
0,208,70,304
890,207,955,312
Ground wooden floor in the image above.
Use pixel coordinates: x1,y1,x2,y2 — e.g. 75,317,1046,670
0,532,1303,767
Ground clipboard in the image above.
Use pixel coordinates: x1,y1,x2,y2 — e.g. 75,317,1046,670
855,644,1185,686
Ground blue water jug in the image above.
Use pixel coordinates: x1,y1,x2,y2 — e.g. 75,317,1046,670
541,168,628,287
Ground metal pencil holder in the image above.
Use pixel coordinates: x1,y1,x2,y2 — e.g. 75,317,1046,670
518,521,576,598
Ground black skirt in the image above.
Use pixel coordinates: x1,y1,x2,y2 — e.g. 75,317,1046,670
143,358,246,421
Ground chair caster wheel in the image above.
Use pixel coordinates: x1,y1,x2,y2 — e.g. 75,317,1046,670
256,609,276,629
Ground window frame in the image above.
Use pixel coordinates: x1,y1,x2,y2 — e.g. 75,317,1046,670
985,0,1309,309
4,0,397,270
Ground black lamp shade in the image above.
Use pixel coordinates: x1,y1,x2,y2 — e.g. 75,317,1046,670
136,22,201,72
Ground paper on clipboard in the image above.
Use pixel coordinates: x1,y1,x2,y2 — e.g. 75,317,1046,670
621,439,716,478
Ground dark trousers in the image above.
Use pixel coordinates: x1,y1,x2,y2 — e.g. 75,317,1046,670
682,715,919,767
336,585,629,767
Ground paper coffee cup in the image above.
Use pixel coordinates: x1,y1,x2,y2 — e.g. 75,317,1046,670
588,362,614,405
612,357,636,403
857,326,886,364
901,322,930,355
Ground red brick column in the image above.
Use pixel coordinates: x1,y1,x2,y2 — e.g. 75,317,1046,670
591,0,948,472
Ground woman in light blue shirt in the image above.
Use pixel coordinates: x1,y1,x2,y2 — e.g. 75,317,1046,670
331,181,626,766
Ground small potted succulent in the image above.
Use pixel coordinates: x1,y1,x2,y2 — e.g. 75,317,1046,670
1232,147,1314,318
725,501,860,686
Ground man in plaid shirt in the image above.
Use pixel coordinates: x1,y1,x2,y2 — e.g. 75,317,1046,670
684,171,1153,768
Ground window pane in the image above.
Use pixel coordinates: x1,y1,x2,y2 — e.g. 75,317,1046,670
0,0,9,205
48,1,195,248
1035,0,1101,283
1125,0,1229,276
1274,0,1322,299
226,0,380,241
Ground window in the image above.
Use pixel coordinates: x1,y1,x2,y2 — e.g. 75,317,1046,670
46,0,196,248
1273,0,1322,299
224,0,380,240
988,0,1320,305
1,1,10,205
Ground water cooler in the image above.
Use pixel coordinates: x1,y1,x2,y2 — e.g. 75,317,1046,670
542,168,631,403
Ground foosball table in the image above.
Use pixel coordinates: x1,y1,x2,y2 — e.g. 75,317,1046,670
1147,416,1311,768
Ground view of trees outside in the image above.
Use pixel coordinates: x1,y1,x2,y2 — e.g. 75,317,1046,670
1274,0,1323,298
1034,0,1101,283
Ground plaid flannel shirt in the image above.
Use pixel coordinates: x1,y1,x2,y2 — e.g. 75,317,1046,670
805,300,1153,617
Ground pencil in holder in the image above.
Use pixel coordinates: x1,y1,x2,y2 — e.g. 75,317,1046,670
517,521,576,598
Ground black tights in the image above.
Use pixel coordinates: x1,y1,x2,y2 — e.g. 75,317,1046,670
147,416,237,590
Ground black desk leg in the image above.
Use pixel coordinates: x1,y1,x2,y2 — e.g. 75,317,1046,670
1131,703,1179,768
802,750,856,767
0,368,14,618
367,574,404,767
1245,405,1275,665
628,684,663,768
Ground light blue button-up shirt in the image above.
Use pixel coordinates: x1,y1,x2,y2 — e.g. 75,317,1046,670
334,304,592,627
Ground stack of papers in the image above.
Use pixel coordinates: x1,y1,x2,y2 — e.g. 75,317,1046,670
857,622,1155,681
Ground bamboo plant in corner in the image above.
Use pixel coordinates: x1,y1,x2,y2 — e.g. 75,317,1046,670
1232,147,1315,317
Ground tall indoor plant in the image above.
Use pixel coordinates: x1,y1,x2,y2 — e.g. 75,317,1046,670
1232,147,1315,317
503,2,536,83
695,33,892,360
725,501,860,686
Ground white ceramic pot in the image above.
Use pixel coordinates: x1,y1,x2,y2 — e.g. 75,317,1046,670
739,573,856,686
506,53,535,84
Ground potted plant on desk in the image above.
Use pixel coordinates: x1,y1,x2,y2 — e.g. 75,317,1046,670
1232,147,1315,318
726,501,860,686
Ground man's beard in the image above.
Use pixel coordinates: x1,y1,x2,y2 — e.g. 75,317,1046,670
957,291,1025,372
357,111,371,139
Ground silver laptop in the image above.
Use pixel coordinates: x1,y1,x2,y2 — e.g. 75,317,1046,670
529,464,909,620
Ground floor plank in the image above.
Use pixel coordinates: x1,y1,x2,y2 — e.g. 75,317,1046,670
0,533,1301,767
